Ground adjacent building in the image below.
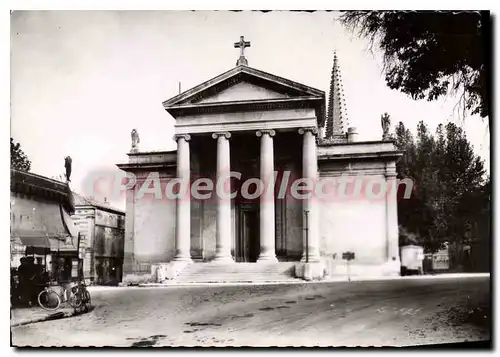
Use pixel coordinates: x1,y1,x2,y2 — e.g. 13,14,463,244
10,169,80,281
72,194,125,285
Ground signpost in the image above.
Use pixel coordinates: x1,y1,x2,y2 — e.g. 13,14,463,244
342,251,355,281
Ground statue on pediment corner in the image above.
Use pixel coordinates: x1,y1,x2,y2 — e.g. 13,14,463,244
381,113,391,141
131,129,140,153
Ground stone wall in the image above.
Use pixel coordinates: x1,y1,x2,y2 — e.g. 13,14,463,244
319,191,387,264
317,141,402,277
202,201,217,260
133,175,176,264
121,166,176,283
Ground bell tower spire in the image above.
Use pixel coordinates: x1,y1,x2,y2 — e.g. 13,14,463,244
324,50,349,140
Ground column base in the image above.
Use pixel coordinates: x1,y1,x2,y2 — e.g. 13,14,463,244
300,255,320,263
295,261,326,281
211,254,234,263
157,261,190,282
172,254,192,262
257,255,278,263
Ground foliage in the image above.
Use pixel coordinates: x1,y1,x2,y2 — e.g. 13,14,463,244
11,137,31,172
394,121,488,253
340,11,489,120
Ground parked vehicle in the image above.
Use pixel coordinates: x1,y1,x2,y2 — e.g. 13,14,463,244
37,282,79,311
400,245,424,275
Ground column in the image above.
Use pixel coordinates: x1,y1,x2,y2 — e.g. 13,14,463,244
298,128,320,262
212,132,234,262
256,130,278,263
173,134,191,261
386,171,400,263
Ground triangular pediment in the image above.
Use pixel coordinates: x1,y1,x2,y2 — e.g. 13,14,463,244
162,65,325,108
195,81,291,104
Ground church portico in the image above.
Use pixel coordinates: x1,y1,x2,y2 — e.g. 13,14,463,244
117,37,403,284
186,128,307,265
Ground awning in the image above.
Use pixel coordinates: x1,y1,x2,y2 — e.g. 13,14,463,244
59,204,80,240
10,190,82,258
11,200,70,239
15,236,51,255
11,200,79,244
19,236,51,248
11,235,78,255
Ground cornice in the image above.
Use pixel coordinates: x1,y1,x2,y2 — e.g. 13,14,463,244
116,163,177,172
127,150,176,157
166,96,324,119
10,169,75,214
317,151,404,162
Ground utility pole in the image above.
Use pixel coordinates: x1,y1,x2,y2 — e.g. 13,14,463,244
76,232,82,281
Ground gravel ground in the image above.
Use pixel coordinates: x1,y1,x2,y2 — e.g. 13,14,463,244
11,276,490,347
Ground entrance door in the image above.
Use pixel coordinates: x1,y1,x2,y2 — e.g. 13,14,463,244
237,206,260,262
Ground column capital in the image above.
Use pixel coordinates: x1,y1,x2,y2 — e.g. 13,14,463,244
173,134,191,142
256,129,276,138
298,127,319,136
212,132,231,140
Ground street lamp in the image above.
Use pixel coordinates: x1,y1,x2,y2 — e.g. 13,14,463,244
304,210,309,263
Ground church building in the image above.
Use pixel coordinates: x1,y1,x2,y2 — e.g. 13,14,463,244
117,37,403,284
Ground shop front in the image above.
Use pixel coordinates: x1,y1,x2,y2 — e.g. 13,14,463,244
10,169,81,306
95,257,123,285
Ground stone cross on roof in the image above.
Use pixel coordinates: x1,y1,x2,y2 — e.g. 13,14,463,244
234,36,251,66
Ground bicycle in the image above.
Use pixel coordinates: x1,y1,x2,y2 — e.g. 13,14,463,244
70,279,92,312
37,282,80,311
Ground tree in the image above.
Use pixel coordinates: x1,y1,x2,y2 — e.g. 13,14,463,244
394,121,486,253
11,137,31,172
340,11,490,121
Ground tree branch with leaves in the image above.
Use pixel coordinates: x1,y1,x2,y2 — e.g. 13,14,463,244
340,11,490,122
11,137,31,172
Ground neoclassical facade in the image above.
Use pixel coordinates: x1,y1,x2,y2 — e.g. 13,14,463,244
118,41,403,283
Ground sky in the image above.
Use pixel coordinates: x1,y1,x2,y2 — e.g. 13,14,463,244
10,10,490,210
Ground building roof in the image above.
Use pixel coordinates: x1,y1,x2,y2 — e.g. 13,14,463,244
73,192,125,215
10,169,74,214
162,64,326,125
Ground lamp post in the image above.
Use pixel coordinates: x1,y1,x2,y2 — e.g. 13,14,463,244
304,210,309,263
76,232,83,281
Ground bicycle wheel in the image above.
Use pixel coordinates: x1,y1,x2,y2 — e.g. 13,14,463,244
83,289,91,311
38,289,60,311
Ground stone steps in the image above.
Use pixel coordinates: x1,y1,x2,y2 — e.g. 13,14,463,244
175,262,300,283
